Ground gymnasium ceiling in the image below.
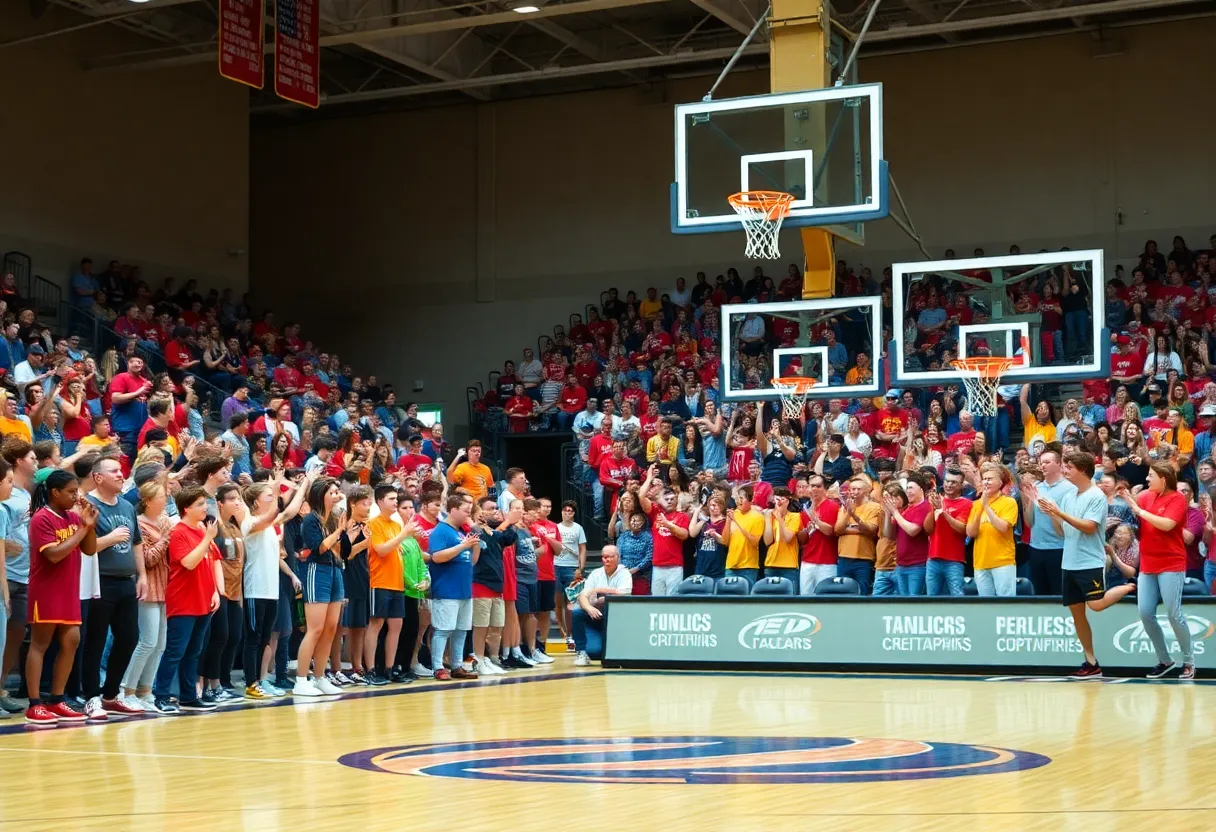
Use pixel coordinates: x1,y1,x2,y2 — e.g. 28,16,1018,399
37,0,1216,119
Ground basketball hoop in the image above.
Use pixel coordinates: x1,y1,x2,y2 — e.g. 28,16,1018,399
772,376,818,422
728,191,795,260
951,338,1029,416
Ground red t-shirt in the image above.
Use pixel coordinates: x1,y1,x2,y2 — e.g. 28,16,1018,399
867,408,910,458
166,523,220,617
397,453,432,476
647,506,690,568
800,500,841,565
558,385,587,413
530,519,560,581
1111,352,1139,379
165,340,193,370
929,497,972,563
896,500,932,567
946,430,976,456
1136,490,1188,574
28,508,85,625
728,446,753,482
414,513,439,553
137,418,169,450
639,414,659,443
587,434,613,470
598,455,638,488
273,365,302,391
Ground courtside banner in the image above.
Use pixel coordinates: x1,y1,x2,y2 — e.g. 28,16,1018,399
602,597,1216,670
274,0,320,108
219,0,265,89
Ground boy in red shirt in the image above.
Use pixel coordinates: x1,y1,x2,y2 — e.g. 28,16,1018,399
638,466,690,596
927,469,973,596
529,497,563,658
152,487,223,714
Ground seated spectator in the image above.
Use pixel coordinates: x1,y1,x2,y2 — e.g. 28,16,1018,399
571,545,632,666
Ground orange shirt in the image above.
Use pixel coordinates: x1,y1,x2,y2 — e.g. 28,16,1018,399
367,515,405,591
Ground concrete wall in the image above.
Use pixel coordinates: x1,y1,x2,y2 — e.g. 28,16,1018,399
0,5,250,293
250,19,1216,433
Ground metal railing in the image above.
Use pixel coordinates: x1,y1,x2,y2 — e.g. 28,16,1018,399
58,301,256,427
559,439,608,550
32,275,61,331
2,251,31,298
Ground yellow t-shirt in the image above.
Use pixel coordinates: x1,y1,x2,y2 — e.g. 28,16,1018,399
1022,414,1057,449
968,495,1019,570
639,298,662,320
764,511,803,568
449,462,494,501
77,434,115,451
0,416,31,443
875,537,897,571
726,508,765,570
836,500,881,561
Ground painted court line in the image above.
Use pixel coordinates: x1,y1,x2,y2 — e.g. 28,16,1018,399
0,746,336,766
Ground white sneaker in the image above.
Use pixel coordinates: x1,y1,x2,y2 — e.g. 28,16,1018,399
476,657,505,676
292,677,323,697
85,696,109,721
121,693,152,714
573,651,591,667
512,649,538,667
530,650,555,664
411,663,434,679
138,694,156,711
314,677,343,696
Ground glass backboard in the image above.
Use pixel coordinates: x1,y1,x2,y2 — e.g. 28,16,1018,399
672,83,888,244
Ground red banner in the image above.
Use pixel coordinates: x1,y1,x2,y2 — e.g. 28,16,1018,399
274,0,320,109
218,0,265,89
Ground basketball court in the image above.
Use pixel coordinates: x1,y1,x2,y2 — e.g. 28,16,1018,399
0,666,1211,830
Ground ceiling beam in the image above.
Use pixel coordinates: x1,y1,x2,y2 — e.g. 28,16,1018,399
685,0,753,35
904,0,958,42
88,0,673,71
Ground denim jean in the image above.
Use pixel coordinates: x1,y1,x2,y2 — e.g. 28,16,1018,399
974,564,1017,596
1065,310,1088,355
120,601,167,691
799,563,837,595
571,606,605,658
1137,571,1194,665
980,408,1011,454
926,560,965,596
153,614,211,701
872,570,898,596
725,568,758,587
765,567,800,588
895,565,927,596
836,558,874,596
1205,560,1216,595
556,411,576,432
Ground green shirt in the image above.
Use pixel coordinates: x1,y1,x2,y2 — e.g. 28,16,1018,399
400,538,430,599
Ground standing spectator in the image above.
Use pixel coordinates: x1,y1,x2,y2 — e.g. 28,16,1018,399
598,440,637,515
365,486,413,684
797,474,839,594
81,457,146,720
833,477,880,595
554,500,587,648
638,468,690,596
117,481,171,712
868,390,910,459
724,484,765,586
966,463,1019,596
428,493,481,681
884,470,933,596
616,510,653,595
294,478,347,697
764,487,802,587
109,356,153,460
1123,462,1194,679
689,495,729,580
471,498,516,676
446,441,494,502
1020,445,1071,596
926,468,972,596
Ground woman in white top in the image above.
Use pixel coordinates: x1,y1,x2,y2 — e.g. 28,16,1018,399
1056,398,1080,438
240,474,310,698
844,414,873,459
1143,334,1183,383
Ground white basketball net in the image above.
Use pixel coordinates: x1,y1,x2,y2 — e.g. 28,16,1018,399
729,192,794,260
773,379,813,422
955,369,1002,417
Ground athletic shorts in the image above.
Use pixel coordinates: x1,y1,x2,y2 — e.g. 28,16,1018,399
1062,567,1106,607
431,598,473,632
370,588,406,619
6,581,28,626
535,580,555,613
514,581,542,615
342,597,370,629
472,596,505,628
302,562,345,604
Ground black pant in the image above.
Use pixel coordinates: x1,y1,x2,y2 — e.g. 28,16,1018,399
202,597,243,687
242,598,277,687
83,576,140,700
1027,547,1063,596
396,597,421,669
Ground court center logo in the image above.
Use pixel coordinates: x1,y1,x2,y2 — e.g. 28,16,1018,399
1112,615,1215,655
738,612,820,650
338,736,1050,783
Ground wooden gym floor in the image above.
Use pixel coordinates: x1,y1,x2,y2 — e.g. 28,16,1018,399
0,662,1212,832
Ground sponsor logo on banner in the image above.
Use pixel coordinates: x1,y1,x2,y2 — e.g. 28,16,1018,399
1112,615,1215,655
738,613,819,650
881,614,971,652
994,614,1082,654
648,612,716,648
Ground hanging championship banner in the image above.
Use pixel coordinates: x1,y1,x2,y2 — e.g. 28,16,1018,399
274,0,320,108
218,0,265,89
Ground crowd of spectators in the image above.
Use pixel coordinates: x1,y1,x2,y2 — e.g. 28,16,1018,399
0,254,612,725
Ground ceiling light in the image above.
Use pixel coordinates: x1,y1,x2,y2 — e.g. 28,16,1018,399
511,4,540,11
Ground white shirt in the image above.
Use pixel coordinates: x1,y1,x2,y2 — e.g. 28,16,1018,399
264,416,300,443
670,285,692,307
13,360,38,387
612,414,641,440
583,564,633,596
555,521,586,568
242,514,282,600
519,360,544,385
845,432,873,458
